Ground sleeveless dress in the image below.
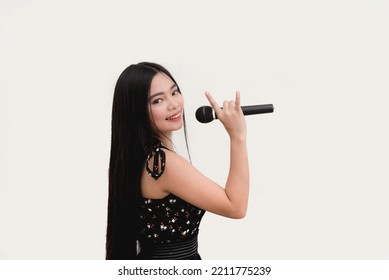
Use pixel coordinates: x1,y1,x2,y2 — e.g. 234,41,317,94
137,139,206,260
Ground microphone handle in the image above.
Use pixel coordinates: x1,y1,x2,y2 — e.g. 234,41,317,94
215,104,274,119
242,104,274,115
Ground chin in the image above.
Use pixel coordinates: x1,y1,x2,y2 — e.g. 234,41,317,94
171,124,184,132
161,124,183,134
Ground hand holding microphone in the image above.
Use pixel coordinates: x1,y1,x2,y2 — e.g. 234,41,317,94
204,91,248,140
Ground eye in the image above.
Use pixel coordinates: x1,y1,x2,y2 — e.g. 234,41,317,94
152,98,163,104
172,89,180,96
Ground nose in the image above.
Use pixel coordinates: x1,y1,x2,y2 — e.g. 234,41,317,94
167,96,179,110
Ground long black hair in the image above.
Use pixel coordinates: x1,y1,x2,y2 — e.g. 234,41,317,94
106,62,188,259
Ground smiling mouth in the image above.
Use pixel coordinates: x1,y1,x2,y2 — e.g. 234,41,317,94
165,112,182,120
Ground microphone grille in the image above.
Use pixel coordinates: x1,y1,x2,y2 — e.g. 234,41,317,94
195,106,214,123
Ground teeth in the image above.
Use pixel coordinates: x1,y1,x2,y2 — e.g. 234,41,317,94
168,113,181,120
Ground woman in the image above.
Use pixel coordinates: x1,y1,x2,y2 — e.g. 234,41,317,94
106,62,249,260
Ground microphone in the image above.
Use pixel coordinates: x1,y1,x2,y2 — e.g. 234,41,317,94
195,104,274,123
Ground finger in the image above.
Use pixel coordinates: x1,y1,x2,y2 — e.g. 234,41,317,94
205,91,222,115
235,91,241,110
228,100,235,111
223,100,230,113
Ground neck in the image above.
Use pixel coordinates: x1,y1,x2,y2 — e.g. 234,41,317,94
157,133,174,150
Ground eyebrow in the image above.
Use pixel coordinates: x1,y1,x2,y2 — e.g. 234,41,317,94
148,84,178,101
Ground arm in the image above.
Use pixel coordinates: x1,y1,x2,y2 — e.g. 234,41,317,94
156,91,250,218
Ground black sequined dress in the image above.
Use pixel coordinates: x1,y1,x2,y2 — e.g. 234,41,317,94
137,139,205,260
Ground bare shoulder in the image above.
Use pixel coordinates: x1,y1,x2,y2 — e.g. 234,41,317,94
141,148,193,199
163,149,193,177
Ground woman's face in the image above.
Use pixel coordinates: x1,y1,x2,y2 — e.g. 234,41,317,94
148,72,184,137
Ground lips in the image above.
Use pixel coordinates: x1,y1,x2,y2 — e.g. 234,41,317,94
166,112,182,121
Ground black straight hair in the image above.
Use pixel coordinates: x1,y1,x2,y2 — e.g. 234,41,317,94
106,62,189,259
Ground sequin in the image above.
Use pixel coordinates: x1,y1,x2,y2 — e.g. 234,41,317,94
139,193,205,244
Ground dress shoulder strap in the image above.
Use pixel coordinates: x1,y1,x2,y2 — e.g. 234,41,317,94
145,139,169,180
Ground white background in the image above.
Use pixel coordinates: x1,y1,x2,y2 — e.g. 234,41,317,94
1,0,388,259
